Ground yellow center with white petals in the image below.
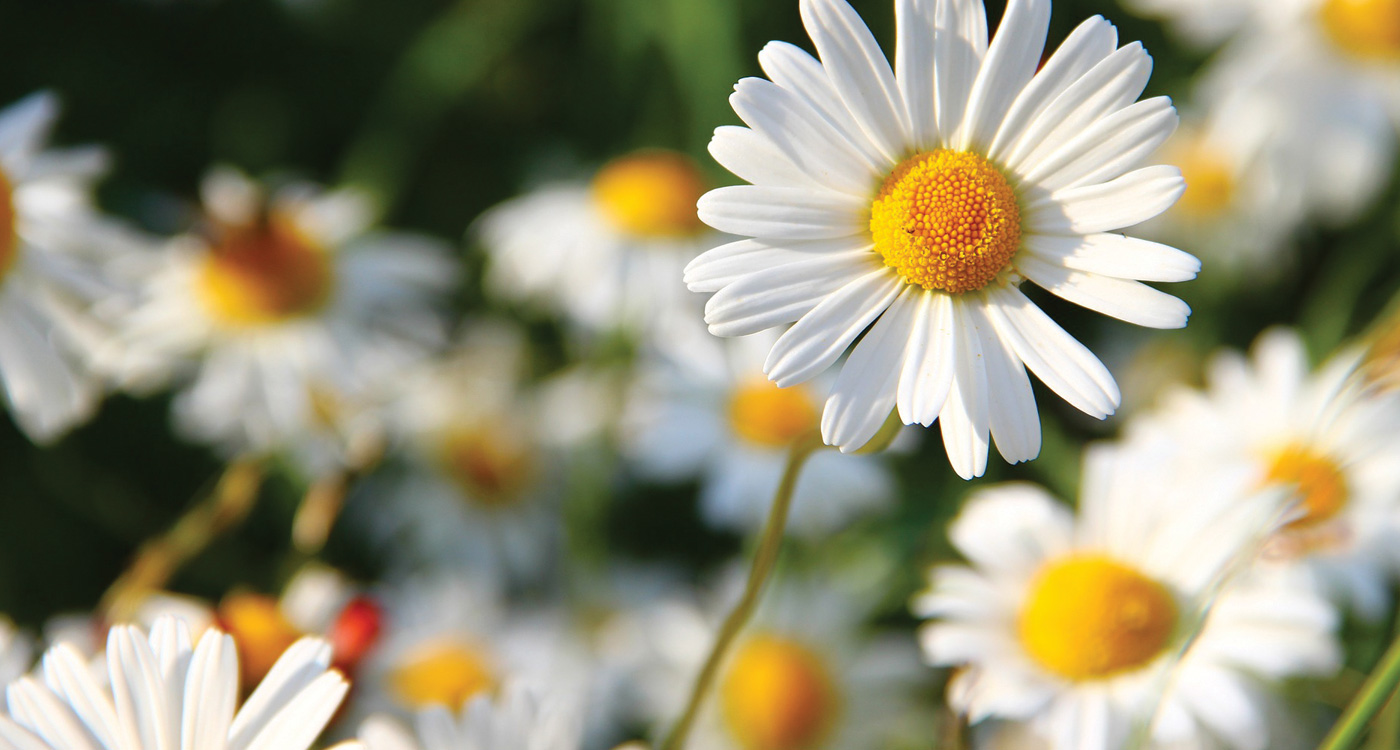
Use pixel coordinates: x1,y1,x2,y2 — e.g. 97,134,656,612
438,426,534,507
720,635,839,750
1266,445,1349,529
1171,140,1236,219
592,151,708,238
198,215,334,326
1321,0,1400,61
1018,555,1178,681
869,150,1021,294
727,378,819,448
0,166,19,283
217,593,305,687
389,640,497,709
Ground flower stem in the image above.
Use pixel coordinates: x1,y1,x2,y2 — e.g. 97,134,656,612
1320,630,1400,750
292,432,386,555
659,431,824,750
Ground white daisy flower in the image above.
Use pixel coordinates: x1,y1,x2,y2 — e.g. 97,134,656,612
914,440,1338,750
0,615,357,750
1130,328,1400,619
607,573,926,750
686,0,1197,477
478,149,718,338
103,167,457,471
0,92,142,442
358,685,580,750
0,615,33,687
622,327,895,537
345,322,561,582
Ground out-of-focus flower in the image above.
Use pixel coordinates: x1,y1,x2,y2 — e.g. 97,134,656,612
0,615,33,686
359,684,581,750
477,149,719,340
0,92,144,442
1131,329,1400,619
914,442,1337,750
622,328,894,537
345,322,561,582
608,573,925,750
0,615,357,750
686,0,1197,477
101,167,457,472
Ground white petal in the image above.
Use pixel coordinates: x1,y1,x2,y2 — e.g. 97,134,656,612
7,678,101,750
967,300,1040,463
684,236,868,292
704,249,879,336
934,0,989,143
957,0,1050,152
938,300,990,479
895,0,939,148
0,92,58,165
729,77,881,195
756,41,890,172
765,267,903,386
822,287,918,450
1018,96,1178,191
1024,233,1199,282
708,126,811,189
40,645,128,750
897,291,956,426
987,15,1119,162
1025,165,1185,234
799,0,910,162
0,716,54,750
180,632,236,750
229,638,332,750
698,184,866,240
241,673,348,750
1017,254,1191,328
983,284,1119,418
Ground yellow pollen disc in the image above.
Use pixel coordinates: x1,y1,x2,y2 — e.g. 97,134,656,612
438,426,534,507
1265,445,1349,529
0,166,19,284
727,378,819,449
869,150,1022,294
198,214,334,326
1320,0,1400,61
389,640,497,709
217,593,305,688
1018,555,1178,681
720,635,839,750
592,150,708,238
1169,138,1235,219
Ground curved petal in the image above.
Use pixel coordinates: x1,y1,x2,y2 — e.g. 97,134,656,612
1023,233,1199,283
938,299,990,479
958,0,1051,152
704,249,880,336
730,77,882,194
967,299,1040,464
698,184,867,240
823,287,918,451
1017,254,1191,329
757,41,890,173
1025,165,1185,234
897,290,956,426
708,126,812,189
765,267,903,386
1018,97,1179,191
684,236,871,292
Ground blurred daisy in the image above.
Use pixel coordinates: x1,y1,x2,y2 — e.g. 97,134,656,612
1132,329,1400,619
914,443,1337,750
0,615,32,686
478,149,718,338
103,167,457,470
609,573,926,750
1,616,355,750
346,322,561,582
687,0,1196,477
622,328,895,537
359,684,580,750
0,92,143,441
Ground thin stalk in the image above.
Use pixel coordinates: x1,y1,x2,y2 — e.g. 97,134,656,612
1320,632,1400,750
291,432,386,556
659,431,824,750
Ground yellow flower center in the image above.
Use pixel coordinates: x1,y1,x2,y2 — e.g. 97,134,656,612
1018,555,1178,681
198,214,334,326
1170,139,1235,219
389,640,497,710
438,426,535,507
869,150,1022,294
0,166,19,284
217,593,305,688
720,635,839,750
592,151,708,238
1321,0,1400,61
1265,445,1349,529
727,379,819,448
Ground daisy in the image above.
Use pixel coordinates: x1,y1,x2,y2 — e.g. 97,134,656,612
621,326,896,537
358,684,580,750
477,149,719,338
687,0,1197,477
914,442,1339,750
1130,328,1400,619
0,615,356,750
0,615,33,687
0,92,146,442
606,571,927,750
102,167,457,472
344,322,561,582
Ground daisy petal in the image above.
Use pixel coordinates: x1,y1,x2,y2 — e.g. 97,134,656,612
1019,96,1179,191
756,41,889,173
938,300,991,479
1026,165,1185,234
958,0,1051,152
765,267,903,386
180,632,236,750
823,287,917,451
1017,254,1191,329
697,185,867,240
1024,233,1200,283
704,249,880,336
708,126,811,189
934,0,989,141
897,291,956,426
729,77,881,194
684,237,869,292
967,300,1040,463
895,0,938,148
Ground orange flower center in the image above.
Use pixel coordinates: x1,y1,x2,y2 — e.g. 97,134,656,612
217,593,305,688
389,640,497,710
0,166,18,283
1170,137,1236,219
1321,0,1400,61
198,215,334,326
439,425,534,507
870,150,1021,294
720,635,839,750
727,379,819,448
1265,445,1350,530
592,151,708,238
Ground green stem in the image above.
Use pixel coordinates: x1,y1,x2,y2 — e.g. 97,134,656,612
659,431,825,750
1320,632,1400,750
